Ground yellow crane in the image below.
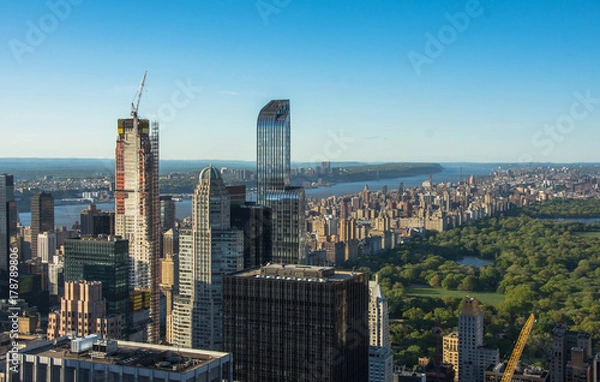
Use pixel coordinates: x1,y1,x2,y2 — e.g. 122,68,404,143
500,313,536,382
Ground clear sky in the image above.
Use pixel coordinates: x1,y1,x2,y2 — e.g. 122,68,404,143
1,0,599,163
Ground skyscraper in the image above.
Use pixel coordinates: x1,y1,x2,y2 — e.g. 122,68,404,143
37,232,56,264
257,100,291,205
80,204,115,236
256,100,306,264
0,174,18,300
115,111,160,342
369,275,391,349
64,236,130,337
223,264,369,382
30,191,54,258
458,297,499,382
172,166,243,350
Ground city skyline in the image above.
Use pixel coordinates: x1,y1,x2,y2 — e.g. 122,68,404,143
2,1,600,162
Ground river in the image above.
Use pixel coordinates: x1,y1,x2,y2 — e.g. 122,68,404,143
19,163,497,227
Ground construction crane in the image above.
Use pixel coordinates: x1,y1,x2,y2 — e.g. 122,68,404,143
131,71,148,118
500,314,535,382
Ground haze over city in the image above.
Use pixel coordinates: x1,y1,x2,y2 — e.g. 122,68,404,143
2,1,600,162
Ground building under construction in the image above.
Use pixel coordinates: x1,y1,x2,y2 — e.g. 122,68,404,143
114,73,161,343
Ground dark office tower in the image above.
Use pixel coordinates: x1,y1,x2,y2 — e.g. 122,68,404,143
115,114,160,343
224,264,369,382
80,204,115,236
159,195,176,231
230,202,272,269
64,236,129,337
257,100,291,205
1,174,18,300
267,188,306,264
30,192,54,258
226,185,247,207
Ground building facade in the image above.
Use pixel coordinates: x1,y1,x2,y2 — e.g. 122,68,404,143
64,237,129,336
37,232,56,263
458,297,499,382
7,338,233,382
0,174,18,300
114,116,160,342
30,191,54,258
369,276,391,349
443,331,459,381
550,322,593,382
223,264,369,382
80,204,114,236
257,100,306,264
230,201,272,269
172,167,243,350
47,280,121,340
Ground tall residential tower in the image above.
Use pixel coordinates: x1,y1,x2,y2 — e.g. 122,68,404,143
256,100,306,264
114,76,160,342
172,166,243,350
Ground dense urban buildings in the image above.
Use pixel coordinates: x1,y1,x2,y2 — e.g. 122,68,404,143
256,100,306,264
30,191,54,258
0,173,17,300
223,263,369,382
458,297,499,382
47,280,121,340
64,236,129,336
550,322,593,382
80,204,115,236
172,166,243,350
7,337,233,382
114,113,160,342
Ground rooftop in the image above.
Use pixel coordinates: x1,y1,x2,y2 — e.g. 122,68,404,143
231,263,364,282
21,338,230,373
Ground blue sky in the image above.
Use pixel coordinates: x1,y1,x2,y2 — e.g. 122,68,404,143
1,0,599,162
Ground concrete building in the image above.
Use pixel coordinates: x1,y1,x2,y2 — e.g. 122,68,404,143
160,252,177,344
80,204,115,236
443,331,459,381
550,322,592,382
223,264,369,382
37,232,56,263
47,280,121,340
172,167,243,351
370,346,394,382
458,297,499,382
6,337,233,382
30,191,54,259
115,115,160,342
369,276,391,349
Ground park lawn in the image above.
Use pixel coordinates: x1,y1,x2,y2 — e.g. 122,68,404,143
406,286,505,306
573,231,600,239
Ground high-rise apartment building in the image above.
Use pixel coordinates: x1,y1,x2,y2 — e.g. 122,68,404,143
172,167,243,350
443,331,459,381
0,174,18,300
223,264,369,382
115,115,160,342
458,297,499,382
257,100,291,204
30,191,54,258
37,232,56,263
369,276,391,349
47,280,121,340
257,100,306,264
64,237,129,336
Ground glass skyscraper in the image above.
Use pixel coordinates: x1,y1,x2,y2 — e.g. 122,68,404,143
256,100,306,264
257,99,291,205
0,174,18,300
